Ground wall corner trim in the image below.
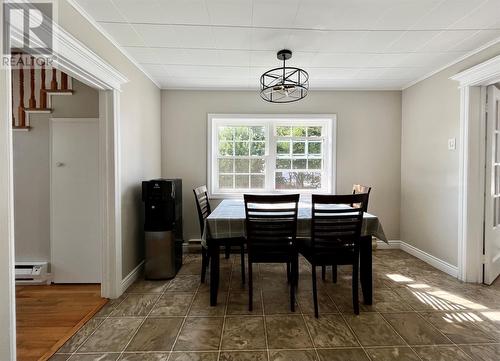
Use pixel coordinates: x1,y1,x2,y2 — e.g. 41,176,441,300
376,240,459,278
121,260,145,295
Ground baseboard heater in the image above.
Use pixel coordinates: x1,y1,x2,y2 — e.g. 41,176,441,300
15,262,52,285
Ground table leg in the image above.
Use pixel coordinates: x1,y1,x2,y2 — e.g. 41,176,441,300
360,235,373,305
209,241,220,306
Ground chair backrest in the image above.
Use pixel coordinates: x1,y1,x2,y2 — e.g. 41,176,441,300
311,193,368,253
352,184,371,212
244,194,300,254
193,185,211,237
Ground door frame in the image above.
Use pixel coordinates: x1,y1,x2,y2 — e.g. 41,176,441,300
0,19,128,361
452,54,500,283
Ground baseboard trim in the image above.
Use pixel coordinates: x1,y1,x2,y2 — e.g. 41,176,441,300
376,240,401,250
400,242,459,278
121,260,144,294
376,240,458,278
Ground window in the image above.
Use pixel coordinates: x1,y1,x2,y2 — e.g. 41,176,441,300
208,114,336,198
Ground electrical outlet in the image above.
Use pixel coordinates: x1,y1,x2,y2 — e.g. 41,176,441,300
448,138,456,150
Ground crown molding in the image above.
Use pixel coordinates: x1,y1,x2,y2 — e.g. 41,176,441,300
8,20,129,91
450,53,500,87
402,35,500,90
66,0,161,89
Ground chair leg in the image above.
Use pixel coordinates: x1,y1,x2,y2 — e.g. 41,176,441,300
240,244,245,284
293,257,299,287
332,264,337,284
312,264,319,318
352,261,359,315
286,262,291,284
248,261,253,311
290,263,295,313
224,241,230,259
321,265,326,281
201,247,208,283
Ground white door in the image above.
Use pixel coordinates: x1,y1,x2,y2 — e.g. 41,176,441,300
51,119,100,283
484,85,500,285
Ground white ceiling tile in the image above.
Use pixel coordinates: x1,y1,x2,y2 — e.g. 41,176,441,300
251,28,290,51
212,27,252,49
386,31,440,52
206,0,253,26
354,68,384,80
292,0,337,30
249,50,313,69
134,24,214,48
75,0,500,90
371,0,443,30
321,31,367,52
113,0,210,24
162,65,249,79
287,30,327,52
379,67,428,80
126,48,218,65
449,0,500,29
77,0,125,22
294,0,395,30
123,47,170,63
140,64,167,77
158,0,210,25
356,31,406,52
215,50,251,66
252,0,301,28
400,52,467,68
311,53,376,67
369,53,414,67
250,51,279,67
417,30,477,52
98,22,145,46
411,0,486,30
111,0,164,23
309,68,360,80
449,29,500,52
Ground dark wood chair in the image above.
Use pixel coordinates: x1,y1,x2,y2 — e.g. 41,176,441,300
322,184,372,282
244,194,300,312
299,193,369,317
193,186,245,284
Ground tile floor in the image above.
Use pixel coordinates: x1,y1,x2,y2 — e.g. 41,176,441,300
50,250,500,361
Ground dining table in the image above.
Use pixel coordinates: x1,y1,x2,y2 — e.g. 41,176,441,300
203,198,388,306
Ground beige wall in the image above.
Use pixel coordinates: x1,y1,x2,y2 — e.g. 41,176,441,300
13,79,98,263
401,43,500,266
58,2,162,277
162,90,402,242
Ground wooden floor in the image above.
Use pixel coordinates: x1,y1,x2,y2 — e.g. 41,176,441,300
16,284,107,361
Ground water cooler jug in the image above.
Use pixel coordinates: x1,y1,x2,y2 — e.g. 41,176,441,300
142,179,183,279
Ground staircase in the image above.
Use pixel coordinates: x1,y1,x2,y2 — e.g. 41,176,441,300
11,55,73,131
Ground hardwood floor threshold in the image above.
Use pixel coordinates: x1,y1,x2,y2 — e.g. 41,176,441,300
37,297,108,361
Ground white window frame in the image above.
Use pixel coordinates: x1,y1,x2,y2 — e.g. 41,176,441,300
207,114,337,199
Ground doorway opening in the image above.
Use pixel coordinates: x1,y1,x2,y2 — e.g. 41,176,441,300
12,67,108,360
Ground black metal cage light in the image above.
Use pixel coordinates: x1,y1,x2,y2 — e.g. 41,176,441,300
260,49,309,103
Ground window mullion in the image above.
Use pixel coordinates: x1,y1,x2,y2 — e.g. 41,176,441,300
266,122,276,193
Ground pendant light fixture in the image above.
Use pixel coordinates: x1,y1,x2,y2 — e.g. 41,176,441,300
260,49,309,103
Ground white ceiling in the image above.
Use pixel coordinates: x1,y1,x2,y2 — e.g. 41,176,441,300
74,0,500,90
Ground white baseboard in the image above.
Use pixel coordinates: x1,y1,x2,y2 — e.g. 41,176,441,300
121,260,144,294
376,240,401,249
376,240,458,278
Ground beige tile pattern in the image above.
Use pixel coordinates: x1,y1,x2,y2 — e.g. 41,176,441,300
54,250,500,361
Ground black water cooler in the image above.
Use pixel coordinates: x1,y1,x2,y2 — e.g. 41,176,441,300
142,179,183,279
